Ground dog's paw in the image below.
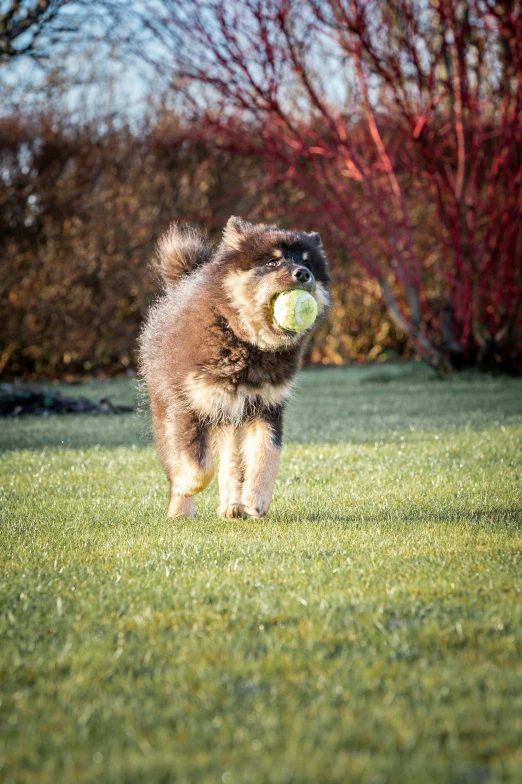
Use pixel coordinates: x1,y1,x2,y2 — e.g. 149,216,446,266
243,507,267,519
242,497,269,518
217,502,248,519
168,496,196,519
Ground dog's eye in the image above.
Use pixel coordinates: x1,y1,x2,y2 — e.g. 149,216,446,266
266,258,280,268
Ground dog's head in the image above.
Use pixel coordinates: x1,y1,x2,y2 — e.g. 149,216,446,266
218,216,331,350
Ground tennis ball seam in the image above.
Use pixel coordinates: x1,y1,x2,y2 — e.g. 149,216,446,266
272,289,318,332
294,293,313,327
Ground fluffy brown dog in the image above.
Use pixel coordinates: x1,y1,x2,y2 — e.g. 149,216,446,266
139,216,330,519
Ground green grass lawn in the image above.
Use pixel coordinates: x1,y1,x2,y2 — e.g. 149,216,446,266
1,363,522,784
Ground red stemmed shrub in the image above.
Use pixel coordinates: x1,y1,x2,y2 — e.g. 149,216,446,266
141,0,522,371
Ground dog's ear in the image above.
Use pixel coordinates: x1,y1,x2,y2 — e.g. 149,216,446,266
306,231,322,247
222,216,255,251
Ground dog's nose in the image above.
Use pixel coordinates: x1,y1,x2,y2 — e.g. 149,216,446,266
292,266,314,285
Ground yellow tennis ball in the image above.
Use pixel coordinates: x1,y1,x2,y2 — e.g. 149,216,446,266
272,289,318,332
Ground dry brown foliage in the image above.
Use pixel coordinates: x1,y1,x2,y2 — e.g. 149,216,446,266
0,113,409,378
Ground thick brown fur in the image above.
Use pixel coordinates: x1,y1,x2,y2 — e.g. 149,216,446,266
139,216,331,519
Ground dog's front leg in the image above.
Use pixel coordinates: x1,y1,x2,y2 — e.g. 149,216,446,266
241,410,283,518
215,425,245,519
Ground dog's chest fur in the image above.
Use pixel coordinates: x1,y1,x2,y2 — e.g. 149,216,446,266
183,315,301,424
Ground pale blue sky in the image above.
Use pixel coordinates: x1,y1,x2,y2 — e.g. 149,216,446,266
0,1,164,122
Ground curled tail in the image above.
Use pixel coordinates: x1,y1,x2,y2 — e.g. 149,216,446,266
156,223,213,287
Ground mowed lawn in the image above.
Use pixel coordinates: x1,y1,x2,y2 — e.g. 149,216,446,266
1,364,522,784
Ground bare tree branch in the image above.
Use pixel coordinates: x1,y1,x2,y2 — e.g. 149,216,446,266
0,0,81,61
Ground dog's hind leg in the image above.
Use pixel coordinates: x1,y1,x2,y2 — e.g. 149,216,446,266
167,414,214,518
214,425,245,519
150,398,214,519
240,409,283,518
